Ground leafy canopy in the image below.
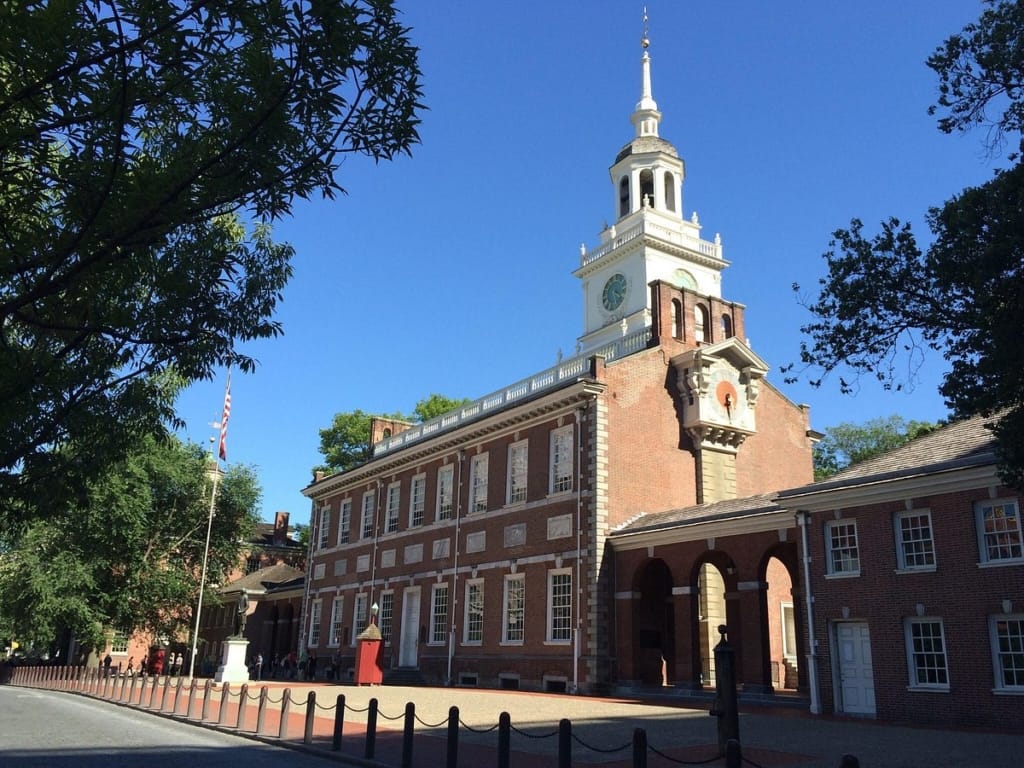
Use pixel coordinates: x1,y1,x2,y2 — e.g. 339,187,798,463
789,0,1024,486
0,1,423,511
0,434,260,653
813,415,939,481
318,393,470,473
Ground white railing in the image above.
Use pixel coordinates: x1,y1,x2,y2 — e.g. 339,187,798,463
579,218,722,267
372,329,651,457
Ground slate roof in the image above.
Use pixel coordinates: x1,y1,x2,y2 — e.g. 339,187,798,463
611,493,781,536
778,413,998,499
220,563,305,595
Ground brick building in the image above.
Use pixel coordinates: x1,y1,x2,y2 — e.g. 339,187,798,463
300,31,816,695
777,416,1024,728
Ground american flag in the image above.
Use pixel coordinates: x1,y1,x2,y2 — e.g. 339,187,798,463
218,372,231,461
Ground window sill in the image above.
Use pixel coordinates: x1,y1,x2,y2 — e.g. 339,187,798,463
461,641,483,647
499,640,524,647
546,489,573,500
993,688,1024,696
543,640,572,646
894,565,937,575
978,559,1024,569
824,571,861,580
905,685,950,694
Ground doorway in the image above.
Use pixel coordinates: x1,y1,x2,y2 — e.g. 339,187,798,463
834,621,876,715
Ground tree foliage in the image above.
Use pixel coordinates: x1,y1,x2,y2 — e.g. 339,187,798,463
0,435,260,653
318,393,470,473
790,0,1024,486
0,1,423,511
813,415,939,480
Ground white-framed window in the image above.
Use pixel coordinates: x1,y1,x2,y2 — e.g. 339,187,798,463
352,594,368,645
437,465,454,521
547,569,572,643
507,440,528,505
469,453,489,513
430,583,449,645
110,629,129,654
780,603,797,660
976,498,1023,564
318,507,330,550
308,599,323,647
361,491,375,539
503,574,525,643
550,426,573,494
410,474,426,527
464,579,484,644
385,482,401,534
895,509,936,571
338,499,351,545
990,614,1024,692
905,617,949,689
379,591,394,645
825,519,860,576
329,596,345,646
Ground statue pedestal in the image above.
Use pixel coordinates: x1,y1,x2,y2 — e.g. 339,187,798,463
214,638,250,684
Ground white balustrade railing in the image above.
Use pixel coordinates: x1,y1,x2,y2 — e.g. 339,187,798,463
579,219,722,267
372,329,651,457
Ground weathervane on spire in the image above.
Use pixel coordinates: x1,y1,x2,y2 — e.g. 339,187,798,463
642,6,650,49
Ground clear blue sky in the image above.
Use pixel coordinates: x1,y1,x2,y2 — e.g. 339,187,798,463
176,1,1001,524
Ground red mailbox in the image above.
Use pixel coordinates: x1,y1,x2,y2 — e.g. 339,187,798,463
353,623,383,685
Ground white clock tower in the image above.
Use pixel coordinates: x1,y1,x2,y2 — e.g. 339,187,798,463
575,24,727,353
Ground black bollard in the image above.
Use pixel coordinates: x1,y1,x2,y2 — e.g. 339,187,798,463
332,694,346,751
838,755,860,768
632,727,648,768
365,697,378,760
558,718,572,768
402,702,415,768
725,738,742,768
304,691,316,744
446,705,459,768
498,711,511,768
710,624,740,757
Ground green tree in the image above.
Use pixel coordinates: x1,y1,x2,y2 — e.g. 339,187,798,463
813,416,939,480
0,435,260,654
790,0,1024,485
0,1,423,513
318,394,470,473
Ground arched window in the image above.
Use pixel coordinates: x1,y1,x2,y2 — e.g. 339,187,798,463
619,177,630,217
664,171,676,212
639,170,654,209
382,428,392,438
721,314,733,339
671,299,683,339
695,304,708,343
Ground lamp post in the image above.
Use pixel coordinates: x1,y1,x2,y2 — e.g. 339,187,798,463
370,602,380,625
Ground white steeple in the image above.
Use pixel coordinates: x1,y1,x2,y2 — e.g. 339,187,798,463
632,9,661,139
574,10,727,353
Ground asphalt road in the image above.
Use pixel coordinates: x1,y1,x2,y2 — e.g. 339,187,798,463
0,686,335,768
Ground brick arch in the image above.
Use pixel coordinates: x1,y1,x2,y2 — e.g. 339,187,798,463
760,541,806,693
630,558,676,685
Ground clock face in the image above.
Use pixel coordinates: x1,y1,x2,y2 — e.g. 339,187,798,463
708,366,745,422
602,273,628,311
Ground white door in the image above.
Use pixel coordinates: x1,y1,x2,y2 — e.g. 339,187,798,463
399,587,421,668
836,622,876,715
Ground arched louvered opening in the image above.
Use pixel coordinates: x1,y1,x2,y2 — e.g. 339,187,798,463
664,171,676,212
619,176,630,217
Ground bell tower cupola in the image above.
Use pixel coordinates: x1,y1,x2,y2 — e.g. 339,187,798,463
575,11,729,354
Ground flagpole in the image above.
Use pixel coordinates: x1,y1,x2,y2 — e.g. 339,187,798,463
189,371,231,679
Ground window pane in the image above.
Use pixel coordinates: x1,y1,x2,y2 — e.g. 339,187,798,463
504,576,525,642
908,619,948,687
431,585,449,644
898,511,935,569
549,571,572,642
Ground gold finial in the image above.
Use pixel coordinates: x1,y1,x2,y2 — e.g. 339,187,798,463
641,6,650,49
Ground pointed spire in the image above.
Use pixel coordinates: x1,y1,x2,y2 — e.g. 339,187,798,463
632,6,661,138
